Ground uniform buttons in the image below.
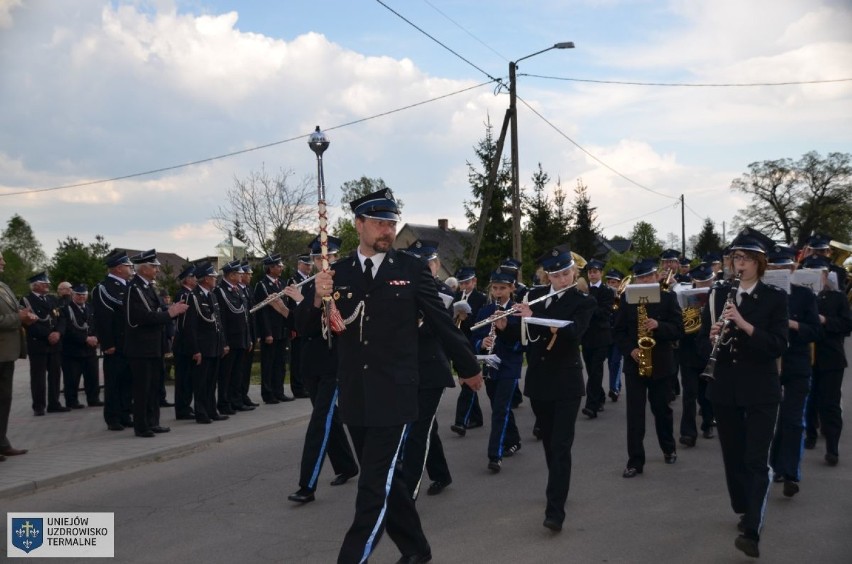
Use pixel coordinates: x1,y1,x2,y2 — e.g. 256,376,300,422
365,316,370,321
732,359,738,364
365,293,370,298
732,348,737,353
363,364,368,370
364,340,369,345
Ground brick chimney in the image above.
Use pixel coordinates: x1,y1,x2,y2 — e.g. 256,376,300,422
438,218,448,231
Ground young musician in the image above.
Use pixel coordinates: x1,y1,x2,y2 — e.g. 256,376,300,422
514,244,595,532
698,227,788,558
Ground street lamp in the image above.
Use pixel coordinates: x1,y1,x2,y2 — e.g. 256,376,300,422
508,42,574,268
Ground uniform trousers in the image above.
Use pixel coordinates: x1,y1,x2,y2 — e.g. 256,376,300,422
338,424,430,564
453,382,483,427
240,346,255,404
61,355,100,406
625,368,676,470
260,339,286,401
608,344,622,395
713,402,778,539
218,347,244,409
771,376,810,481
29,351,63,411
298,374,358,492
172,351,194,417
127,357,162,433
485,378,520,460
582,346,608,411
0,361,14,449
806,368,844,456
192,356,219,421
530,396,581,525
697,377,715,432
401,388,451,498
289,337,305,396
679,364,706,440
102,353,132,426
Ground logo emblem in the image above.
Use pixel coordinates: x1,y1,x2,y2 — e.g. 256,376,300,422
12,518,43,554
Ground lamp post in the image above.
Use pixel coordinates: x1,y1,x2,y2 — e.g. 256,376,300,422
508,42,574,268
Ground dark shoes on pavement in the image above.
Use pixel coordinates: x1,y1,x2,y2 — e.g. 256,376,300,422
581,407,597,419
679,436,696,447
608,390,620,402
825,453,839,466
395,552,432,563
287,488,315,503
503,443,521,457
543,517,563,532
622,467,643,478
488,458,502,473
665,452,678,464
804,435,817,449
107,424,125,431
426,480,451,496
702,429,715,439
330,472,358,486
783,480,800,497
450,424,466,437
735,535,760,558
0,447,27,456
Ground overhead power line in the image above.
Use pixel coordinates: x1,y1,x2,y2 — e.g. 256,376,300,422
0,80,494,198
519,73,852,87
420,0,508,62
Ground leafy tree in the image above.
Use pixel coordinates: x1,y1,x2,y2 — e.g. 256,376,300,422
1,214,46,272
211,165,315,259
0,248,29,296
693,218,723,260
522,164,568,280
463,117,513,278
331,176,399,254
50,235,113,290
566,178,601,260
731,151,852,246
630,221,663,259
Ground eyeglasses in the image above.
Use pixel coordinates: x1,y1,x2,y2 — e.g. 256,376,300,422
731,254,756,263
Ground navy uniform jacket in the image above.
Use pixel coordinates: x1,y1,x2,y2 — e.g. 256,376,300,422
215,281,251,350
471,300,523,381
780,285,821,380
20,292,65,355
581,283,614,349
171,286,193,355
417,278,457,390
295,278,338,383
295,249,479,427
124,275,171,359
183,287,225,358
814,289,852,370
524,286,596,400
699,280,788,406
239,284,257,343
454,288,487,348
62,301,96,358
93,276,128,353
614,290,684,380
254,276,287,340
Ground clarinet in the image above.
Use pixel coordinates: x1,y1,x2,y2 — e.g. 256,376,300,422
699,272,742,381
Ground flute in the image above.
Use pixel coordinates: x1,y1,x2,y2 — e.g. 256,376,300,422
470,283,577,331
249,274,317,314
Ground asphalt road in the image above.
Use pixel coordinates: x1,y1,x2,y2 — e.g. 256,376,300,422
4,376,851,563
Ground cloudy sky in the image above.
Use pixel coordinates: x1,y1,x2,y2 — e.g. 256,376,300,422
0,0,850,263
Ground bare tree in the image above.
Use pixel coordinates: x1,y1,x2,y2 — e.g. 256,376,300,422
212,165,316,258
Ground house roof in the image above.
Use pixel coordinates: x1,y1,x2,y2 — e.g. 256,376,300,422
394,221,472,280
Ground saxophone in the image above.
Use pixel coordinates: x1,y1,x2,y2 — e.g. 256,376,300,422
636,299,656,377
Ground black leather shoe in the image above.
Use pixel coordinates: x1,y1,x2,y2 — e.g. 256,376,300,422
772,473,785,483
135,430,156,438
293,392,311,399
503,443,521,457
176,413,195,420
581,407,597,419
665,453,678,464
608,390,620,402
287,489,315,503
804,435,817,449
427,480,451,496
466,421,483,429
783,480,799,497
488,458,501,473
543,517,563,532
107,424,125,431
679,436,696,447
47,406,71,413
596,404,605,412
450,424,466,437
735,535,760,558
211,414,229,421
330,472,358,486
622,467,642,478
219,407,236,415
151,426,171,433
264,398,280,405
532,426,542,440
34,409,45,416
88,400,105,407
244,398,260,407
232,404,255,412
159,400,175,407
196,418,212,424
702,429,715,439
825,453,839,466
395,552,432,564
69,403,85,409
121,419,134,428
276,394,295,402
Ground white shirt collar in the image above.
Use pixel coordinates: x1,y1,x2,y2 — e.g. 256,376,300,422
357,250,386,275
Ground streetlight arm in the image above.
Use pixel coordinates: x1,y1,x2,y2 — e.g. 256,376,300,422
513,42,575,65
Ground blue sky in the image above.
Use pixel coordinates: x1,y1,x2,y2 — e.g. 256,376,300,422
0,0,850,262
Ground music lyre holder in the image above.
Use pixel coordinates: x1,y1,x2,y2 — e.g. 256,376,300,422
625,283,661,306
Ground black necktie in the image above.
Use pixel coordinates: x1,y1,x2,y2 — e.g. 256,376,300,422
364,258,374,286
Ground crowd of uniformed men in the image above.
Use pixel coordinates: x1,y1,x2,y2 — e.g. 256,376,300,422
1,194,850,562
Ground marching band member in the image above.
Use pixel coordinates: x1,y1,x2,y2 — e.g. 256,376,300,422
580,258,614,418
514,244,595,532
254,254,293,404
804,255,852,465
450,266,487,436
472,265,524,473
614,258,683,478
215,260,254,414
21,272,67,415
238,261,260,408
605,268,624,401
698,227,788,558
288,236,359,504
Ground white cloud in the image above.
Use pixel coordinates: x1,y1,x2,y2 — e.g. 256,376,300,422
0,0,21,29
